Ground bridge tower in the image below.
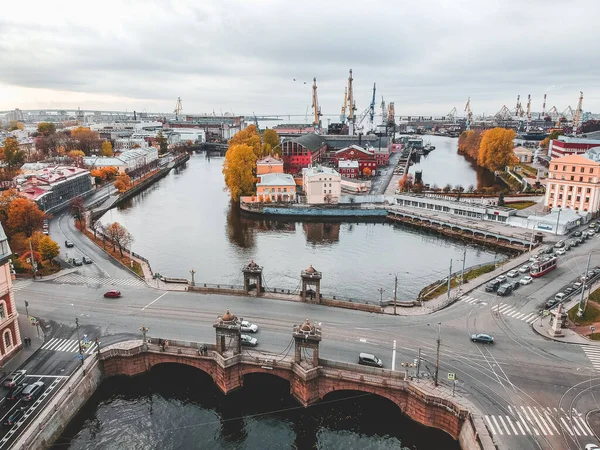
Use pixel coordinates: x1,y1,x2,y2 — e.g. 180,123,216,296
293,319,322,368
213,309,241,356
301,265,322,303
242,260,263,296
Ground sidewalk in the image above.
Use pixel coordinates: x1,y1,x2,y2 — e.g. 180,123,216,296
1,314,44,373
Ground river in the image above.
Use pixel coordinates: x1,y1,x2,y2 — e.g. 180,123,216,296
98,137,502,302
53,364,460,450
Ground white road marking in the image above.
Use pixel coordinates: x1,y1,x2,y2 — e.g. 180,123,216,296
560,417,574,435
492,415,503,435
142,292,168,310
485,416,497,435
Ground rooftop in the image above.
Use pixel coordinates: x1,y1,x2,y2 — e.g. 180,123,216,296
338,160,359,168
257,172,296,187
303,166,341,178
257,156,283,166
289,133,326,152
16,165,89,186
555,136,600,145
550,153,600,166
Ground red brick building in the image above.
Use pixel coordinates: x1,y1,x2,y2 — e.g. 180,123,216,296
330,145,388,172
338,160,359,178
282,133,327,174
0,224,22,367
550,136,600,158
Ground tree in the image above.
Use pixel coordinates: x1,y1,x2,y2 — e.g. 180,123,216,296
114,173,132,192
156,131,169,154
105,222,132,257
262,129,281,156
222,143,258,201
9,121,24,131
467,184,475,193
0,189,20,225
478,128,517,172
38,235,60,261
7,198,45,237
398,173,414,192
100,141,114,157
229,125,262,158
458,130,483,160
71,127,101,154
363,167,372,177
0,137,26,170
442,183,452,193
68,149,85,159
37,122,56,136
69,197,86,228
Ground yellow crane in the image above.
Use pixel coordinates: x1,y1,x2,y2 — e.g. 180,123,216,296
340,87,348,123
311,78,322,128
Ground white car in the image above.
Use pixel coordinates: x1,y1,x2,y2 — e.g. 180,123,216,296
507,270,519,278
496,275,507,283
588,230,596,237
241,334,258,347
240,320,258,333
518,265,530,274
519,276,533,285
556,248,566,255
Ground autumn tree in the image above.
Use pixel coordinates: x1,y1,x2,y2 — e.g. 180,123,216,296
0,189,19,225
362,167,372,177
223,143,258,202
398,173,414,192
68,150,85,159
262,129,281,156
229,125,262,158
71,126,101,154
8,121,24,131
156,131,169,154
37,122,56,135
1,137,26,170
478,128,517,172
457,130,483,160
105,222,132,257
7,198,45,237
69,197,86,228
38,235,60,261
114,173,132,192
100,141,114,157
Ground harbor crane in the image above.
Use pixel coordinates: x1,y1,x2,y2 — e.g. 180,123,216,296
541,93,547,119
446,107,457,124
347,69,357,133
340,87,348,123
387,102,395,127
495,105,512,122
464,97,472,131
174,97,183,120
572,91,584,132
381,97,387,124
311,77,322,128
513,95,524,118
526,94,532,124
369,83,376,131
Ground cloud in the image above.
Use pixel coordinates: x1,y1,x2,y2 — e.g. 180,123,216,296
0,0,598,116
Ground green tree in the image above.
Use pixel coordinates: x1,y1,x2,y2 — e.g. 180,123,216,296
1,137,26,170
223,143,258,202
38,235,60,261
478,128,517,172
100,141,114,157
156,131,169,154
37,122,56,135
262,129,281,156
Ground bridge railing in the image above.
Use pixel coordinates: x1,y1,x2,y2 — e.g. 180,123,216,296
319,358,405,379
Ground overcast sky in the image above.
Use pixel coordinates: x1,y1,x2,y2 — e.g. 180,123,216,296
0,0,598,118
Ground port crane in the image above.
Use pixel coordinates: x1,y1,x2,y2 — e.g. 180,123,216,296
311,77,322,128
446,107,457,124
495,105,512,122
174,97,183,120
381,97,387,124
347,69,357,133
526,94,532,124
464,97,472,131
340,87,348,123
368,83,376,131
387,102,395,127
572,91,584,132
540,93,547,119
513,95,524,118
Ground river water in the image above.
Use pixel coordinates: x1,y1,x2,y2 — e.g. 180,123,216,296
54,364,460,450
99,136,501,302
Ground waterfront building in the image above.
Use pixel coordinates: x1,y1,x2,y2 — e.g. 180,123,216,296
338,160,359,178
330,145,387,172
282,133,327,174
116,147,159,172
513,146,533,163
16,166,93,213
549,136,600,159
544,153,600,213
302,166,341,204
256,173,296,202
83,156,128,173
0,223,23,366
256,155,284,176
166,114,245,141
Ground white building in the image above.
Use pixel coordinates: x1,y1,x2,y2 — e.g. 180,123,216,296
114,138,148,151
118,147,159,171
302,166,341,204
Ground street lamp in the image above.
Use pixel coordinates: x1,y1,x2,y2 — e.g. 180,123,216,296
190,269,196,287
428,322,442,387
140,325,149,351
377,288,385,304
71,303,84,368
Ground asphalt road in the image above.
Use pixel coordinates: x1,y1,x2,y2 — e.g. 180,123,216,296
10,218,600,450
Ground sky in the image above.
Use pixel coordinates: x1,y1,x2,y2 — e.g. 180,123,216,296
0,0,598,118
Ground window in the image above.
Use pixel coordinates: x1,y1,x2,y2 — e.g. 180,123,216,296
569,186,573,192
586,197,590,203
283,188,287,192
563,166,566,170
572,166,576,172
581,167,585,173
568,195,572,200
577,187,582,193
559,194,563,199
570,176,574,181
554,165,558,170
591,168,595,174
587,188,591,193
3,330,11,350
577,196,581,202
589,178,593,183
580,177,583,182
0,303,4,320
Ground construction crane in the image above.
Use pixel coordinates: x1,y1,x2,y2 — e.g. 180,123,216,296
387,102,395,126
174,97,183,120
447,107,457,124
369,83,376,131
340,87,348,123
541,93,547,119
495,105,512,121
513,95,524,118
572,91,584,132
252,111,259,130
347,69,356,124
465,97,472,131
381,97,387,124
526,94,532,124
311,77,322,128
355,107,370,132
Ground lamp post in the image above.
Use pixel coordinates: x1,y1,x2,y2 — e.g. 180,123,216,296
555,208,562,235
140,325,149,351
428,322,442,387
190,269,196,287
71,304,84,368
377,288,385,304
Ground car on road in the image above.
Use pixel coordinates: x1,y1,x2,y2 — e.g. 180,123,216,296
73,258,83,266
507,270,519,278
496,275,507,283
21,381,44,401
510,281,520,291
556,248,566,256
519,276,533,285
546,298,558,308
240,320,258,333
555,292,566,302
564,287,574,295
82,256,93,264
471,334,494,344
585,444,600,450
65,240,74,248
518,264,530,274
4,370,26,388
594,267,600,275
573,282,583,290
358,352,384,368
240,334,258,347
497,284,512,296
589,230,596,237
43,229,49,235
5,383,26,401
554,240,565,248
104,290,121,298
485,280,501,292
3,407,25,427
590,222,598,229
572,230,583,237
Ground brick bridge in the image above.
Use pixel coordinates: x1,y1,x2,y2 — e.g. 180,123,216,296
99,313,492,449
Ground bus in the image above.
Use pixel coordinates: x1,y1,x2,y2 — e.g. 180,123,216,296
530,256,558,278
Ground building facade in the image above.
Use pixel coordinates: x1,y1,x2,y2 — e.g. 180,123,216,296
256,156,284,176
513,146,533,163
256,173,296,202
330,145,385,173
338,160,359,178
549,136,600,158
302,166,341,205
0,224,22,367
282,133,327,174
544,154,600,213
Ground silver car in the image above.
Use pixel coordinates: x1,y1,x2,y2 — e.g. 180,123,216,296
241,335,258,347
240,320,258,333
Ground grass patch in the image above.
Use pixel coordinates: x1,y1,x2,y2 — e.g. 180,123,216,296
421,264,496,301
82,228,145,278
568,303,600,326
519,164,538,177
505,201,537,210
589,333,600,341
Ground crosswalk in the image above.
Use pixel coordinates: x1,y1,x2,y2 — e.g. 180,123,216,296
54,273,147,287
491,303,539,323
582,345,600,371
459,295,487,306
485,406,594,437
41,337,98,354
12,280,33,292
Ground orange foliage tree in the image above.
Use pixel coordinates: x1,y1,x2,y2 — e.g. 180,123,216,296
363,167,372,177
7,198,45,237
223,143,257,201
457,130,483,160
228,125,262,158
398,173,414,192
114,173,132,192
71,127,101,154
478,128,517,171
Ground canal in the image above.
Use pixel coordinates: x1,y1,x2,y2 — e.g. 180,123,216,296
99,140,502,302
53,364,461,450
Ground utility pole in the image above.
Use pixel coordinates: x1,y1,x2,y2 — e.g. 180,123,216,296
190,269,196,287
460,247,467,289
377,288,385,304
75,317,84,368
392,340,397,371
29,238,37,279
447,259,453,302
24,300,29,319
555,209,562,235
416,348,421,378
578,253,592,317
435,322,441,387
393,274,398,315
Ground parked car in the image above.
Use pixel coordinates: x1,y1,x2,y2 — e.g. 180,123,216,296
42,229,49,235
564,287,574,295
5,384,26,401
358,352,383,367
104,290,121,298
4,370,26,388
82,256,93,264
507,270,519,278
240,320,258,333
485,280,501,292
65,240,74,248
519,276,533,285
590,222,598,229
556,248,566,256
497,284,513,296
510,281,521,291
573,282,583,290
471,334,494,344
73,258,83,266
546,298,558,308
593,267,600,275
3,407,25,426
496,275,507,283
518,265,530,274
21,381,44,401
240,334,258,347
554,240,565,248
572,231,583,237
555,292,566,302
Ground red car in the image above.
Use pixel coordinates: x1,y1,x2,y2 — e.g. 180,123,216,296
104,290,121,298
